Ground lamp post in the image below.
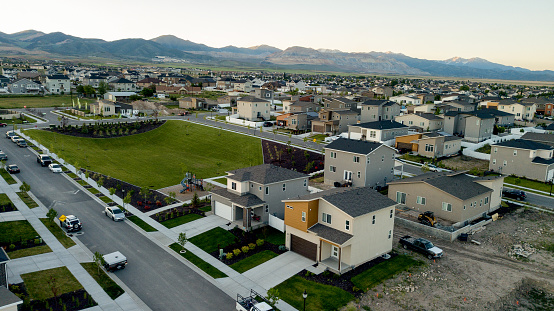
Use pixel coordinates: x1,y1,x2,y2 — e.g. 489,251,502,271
549,179,553,196
302,290,307,311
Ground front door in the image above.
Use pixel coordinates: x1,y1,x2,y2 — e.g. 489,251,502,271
331,246,339,259
344,170,352,181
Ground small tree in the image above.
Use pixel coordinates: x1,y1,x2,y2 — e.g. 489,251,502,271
19,182,31,193
93,251,106,275
177,232,188,253
46,276,60,302
109,187,116,199
0,159,6,170
123,192,132,213
139,186,149,203
47,208,58,222
191,192,200,208
97,176,104,188
266,288,280,307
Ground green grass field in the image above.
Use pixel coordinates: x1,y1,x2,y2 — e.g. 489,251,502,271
189,227,236,254
0,169,17,184
351,255,423,291
169,243,227,279
81,262,125,299
17,192,39,209
25,120,263,189
21,267,84,300
504,176,553,193
274,276,354,311
0,95,95,109
127,216,157,232
161,213,203,228
230,250,278,273
39,218,76,249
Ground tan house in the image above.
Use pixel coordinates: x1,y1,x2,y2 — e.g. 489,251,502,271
395,113,444,132
311,109,359,134
497,101,536,121
322,97,356,110
395,132,462,158
489,139,554,182
283,187,396,273
347,120,408,144
388,172,504,225
236,96,271,121
179,97,207,109
324,138,396,188
359,100,401,123
109,78,137,92
90,100,117,116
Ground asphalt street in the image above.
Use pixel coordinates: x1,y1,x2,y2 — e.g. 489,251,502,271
1,127,234,311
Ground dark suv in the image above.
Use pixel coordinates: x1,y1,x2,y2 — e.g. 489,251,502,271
502,189,526,201
37,154,52,167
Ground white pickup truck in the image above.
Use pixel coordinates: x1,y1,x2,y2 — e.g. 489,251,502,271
236,289,274,311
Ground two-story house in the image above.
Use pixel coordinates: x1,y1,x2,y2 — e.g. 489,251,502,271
8,78,42,94
443,110,495,142
497,101,536,121
233,80,252,92
322,97,356,110
109,78,137,92
236,96,271,121
276,112,316,133
89,100,117,116
45,74,70,94
324,138,396,188
389,95,421,106
490,139,554,182
347,120,408,145
311,109,359,134
360,100,401,122
395,132,462,158
283,187,397,273
388,172,504,225
522,98,554,116
210,164,310,231
395,113,444,132
283,101,320,113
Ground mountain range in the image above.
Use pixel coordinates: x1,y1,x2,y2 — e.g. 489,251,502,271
1,30,554,82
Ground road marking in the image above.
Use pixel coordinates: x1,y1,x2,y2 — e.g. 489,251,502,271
74,190,80,195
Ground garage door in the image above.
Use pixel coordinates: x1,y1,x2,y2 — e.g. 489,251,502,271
291,235,317,261
215,201,233,220
547,169,554,182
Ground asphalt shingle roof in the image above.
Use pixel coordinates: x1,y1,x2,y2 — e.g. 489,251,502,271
210,188,265,208
531,157,554,165
227,164,307,184
325,138,384,155
0,247,8,263
308,223,353,245
361,99,391,106
238,96,269,103
493,139,553,151
321,187,397,217
521,132,554,144
353,120,407,130
0,287,22,308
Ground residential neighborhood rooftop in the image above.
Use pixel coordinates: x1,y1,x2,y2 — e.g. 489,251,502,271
352,120,408,130
493,139,554,150
226,164,307,184
325,138,384,155
308,223,354,245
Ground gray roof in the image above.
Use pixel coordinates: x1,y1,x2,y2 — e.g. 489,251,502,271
227,164,307,184
444,136,463,142
521,132,554,144
531,157,554,165
210,188,265,208
325,138,384,155
308,223,353,245
321,187,397,217
361,99,393,106
493,139,553,151
0,286,22,307
238,96,269,103
0,247,8,262
352,120,407,130
413,113,443,120
388,172,492,201
547,123,554,131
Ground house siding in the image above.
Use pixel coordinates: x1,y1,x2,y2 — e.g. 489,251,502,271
489,145,554,182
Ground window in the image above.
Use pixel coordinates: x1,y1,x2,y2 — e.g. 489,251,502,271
367,157,370,164
259,186,262,191
372,215,376,224
357,171,361,178
474,201,477,207
329,165,336,172
382,155,385,162
480,199,482,206
265,206,269,213
485,197,489,205
396,192,406,204
282,184,286,191
442,202,452,212
463,205,466,210
304,179,307,187
322,213,332,224
369,131,376,138
231,182,237,190
513,150,517,156
388,230,392,239
408,121,413,125
330,151,336,158
470,202,473,207
345,220,350,230
251,184,254,188
503,160,507,166
286,205,293,209
425,144,434,152
353,156,360,163
301,212,306,222
416,196,426,205
389,209,394,219
265,187,269,195
492,159,496,165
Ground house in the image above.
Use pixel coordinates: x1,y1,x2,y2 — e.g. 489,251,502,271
216,78,236,90
443,110,495,142
45,74,70,94
389,95,421,105
0,247,9,288
478,108,515,127
489,139,554,182
437,100,476,113
324,138,396,188
311,109,359,134
115,102,133,118
104,92,136,103
233,80,252,92
0,75,10,87
283,101,320,113
497,101,536,121
521,132,554,148
371,86,393,98
83,73,108,88
360,100,401,122
109,78,137,92
347,120,408,145
283,187,397,273
276,112,315,132
0,286,23,311
136,77,166,88
395,113,444,132
8,78,42,94
395,132,462,158
388,172,504,225
407,104,434,114
252,88,274,104
210,164,310,231
236,96,271,121
323,97,356,110
521,98,554,116
90,100,117,116
179,97,208,110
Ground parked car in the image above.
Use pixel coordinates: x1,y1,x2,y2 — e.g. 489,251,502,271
263,121,273,127
16,139,27,148
104,206,125,221
0,123,7,127
502,189,526,201
48,163,63,173
102,251,127,272
399,235,443,259
10,135,21,143
0,152,7,161
59,215,82,232
37,154,52,166
5,131,16,139
6,164,19,174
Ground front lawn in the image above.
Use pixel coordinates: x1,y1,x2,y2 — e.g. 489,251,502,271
127,216,157,232
0,169,17,184
26,120,263,188
475,144,491,154
189,227,236,253
400,153,430,163
0,220,42,243
7,245,52,259
169,243,227,279
504,176,553,193
254,227,286,246
81,262,125,299
230,250,278,273
213,177,227,185
21,267,84,301
274,275,354,311
351,255,423,290
39,218,76,249
17,191,39,209
161,213,203,228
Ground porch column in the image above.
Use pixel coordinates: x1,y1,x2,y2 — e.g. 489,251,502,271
243,208,251,231
319,239,322,263
338,247,341,272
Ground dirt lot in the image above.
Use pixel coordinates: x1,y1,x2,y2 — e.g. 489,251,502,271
440,155,490,172
343,208,554,310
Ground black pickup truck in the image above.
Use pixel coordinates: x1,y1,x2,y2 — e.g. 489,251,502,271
37,154,52,167
399,235,443,259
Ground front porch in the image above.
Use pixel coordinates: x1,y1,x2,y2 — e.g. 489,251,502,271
319,257,352,274
233,204,266,232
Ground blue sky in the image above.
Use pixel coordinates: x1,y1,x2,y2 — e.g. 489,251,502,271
2,0,553,70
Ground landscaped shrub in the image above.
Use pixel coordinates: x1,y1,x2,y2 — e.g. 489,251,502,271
226,252,233,260
248,243,256,250
233,249,241,256
241,246,249,254
9,244,15,250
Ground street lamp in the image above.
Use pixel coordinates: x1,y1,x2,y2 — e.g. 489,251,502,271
549,179,553,196
302,290,307,311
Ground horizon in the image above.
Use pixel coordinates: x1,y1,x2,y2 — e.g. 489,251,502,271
1,0,553,71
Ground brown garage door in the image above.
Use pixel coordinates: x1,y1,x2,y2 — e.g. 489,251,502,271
291,235,317,261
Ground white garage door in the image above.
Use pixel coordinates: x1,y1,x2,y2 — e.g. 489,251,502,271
547,169,554,182
215,201,233,220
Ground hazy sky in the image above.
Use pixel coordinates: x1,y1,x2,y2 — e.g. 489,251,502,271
2,0,553,70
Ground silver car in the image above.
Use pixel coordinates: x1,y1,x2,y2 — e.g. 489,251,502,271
105,206,125,221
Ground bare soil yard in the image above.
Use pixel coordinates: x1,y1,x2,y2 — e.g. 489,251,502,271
344,208,554,310
440,155,490,172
